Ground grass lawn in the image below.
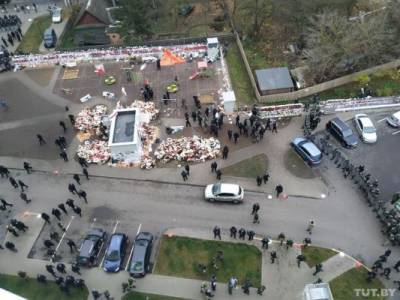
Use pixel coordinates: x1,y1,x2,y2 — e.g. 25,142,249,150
283,149,317,179
17,15,52,54
302,246,337,268
0,274,89,300
123,291,186,300
330,268,386,300
222,154,268,179
225,43,255,105
154,236,262,286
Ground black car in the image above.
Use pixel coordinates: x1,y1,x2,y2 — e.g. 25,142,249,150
77,228,106,267
326,117,358,148
103,233,128,273
129,232,153,277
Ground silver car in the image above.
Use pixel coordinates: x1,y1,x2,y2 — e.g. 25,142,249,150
387,111,400,128
204,183,244,203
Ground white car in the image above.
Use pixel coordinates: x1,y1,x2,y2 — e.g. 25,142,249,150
52,8,62,23
386,111,400,128
354,114,377,143
204,183,244,204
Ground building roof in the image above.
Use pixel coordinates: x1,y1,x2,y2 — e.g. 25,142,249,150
75,0,112,27
255,67,294,91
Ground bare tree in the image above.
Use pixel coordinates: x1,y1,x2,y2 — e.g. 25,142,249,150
236,0,273,38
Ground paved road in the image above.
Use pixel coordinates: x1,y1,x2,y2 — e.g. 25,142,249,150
0,167,396,267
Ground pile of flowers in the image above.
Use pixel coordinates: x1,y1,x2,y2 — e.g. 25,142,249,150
154,136,220,163
77,140,111,164
117,100,159,121
75,104,108,132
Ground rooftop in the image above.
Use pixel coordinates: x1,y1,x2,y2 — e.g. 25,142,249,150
255,67,294,91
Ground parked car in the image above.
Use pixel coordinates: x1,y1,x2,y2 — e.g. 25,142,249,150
103,233,127,272
386,111,400,128
52,8,62,23
326,117,358,148
354,114,377,143
204,183,244,203
291,137,322,166
43,28,57,48
76,228,106,267
129,232,153,277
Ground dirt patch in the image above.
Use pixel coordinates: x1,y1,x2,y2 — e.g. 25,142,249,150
283,149,317,179
24,67,55,87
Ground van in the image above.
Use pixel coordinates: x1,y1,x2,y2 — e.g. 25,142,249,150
43,28,57,48
326,117,358,148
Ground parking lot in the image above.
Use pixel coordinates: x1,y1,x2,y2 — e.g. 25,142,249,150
29,210,157,275
318,109,400,202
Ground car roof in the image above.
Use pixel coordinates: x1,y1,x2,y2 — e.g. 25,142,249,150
109,234,124,250
219,183,240,194
358,116,374,127
301,141,321,156
331,117,350,130
132,243,147,261
80,240,95,257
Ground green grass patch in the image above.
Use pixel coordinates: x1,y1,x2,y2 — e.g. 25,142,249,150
225,43,256,105
222,154,268,179
17,15,52,54
154,236,262,286
123,291,186,300
283,149,317,179
330,268,386,300
0,274,89,300
302,246,337,268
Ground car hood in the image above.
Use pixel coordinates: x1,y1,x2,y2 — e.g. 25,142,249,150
343,134,358,146
103,259,121,272
205,184,213,198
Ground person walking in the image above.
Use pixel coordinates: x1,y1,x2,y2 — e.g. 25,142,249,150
184,164,190,176
216,169,222,180
256,175,262,186
270,251,277,264
251,203,260,215
227,129,233,141
73,206,82,217
394,260,400,272
181,170,188,181
51,208,62,221
230,226,237,239
313,263,323,276
20,192,31,204
238,228,246,240
222,146,229,159
68,183,77,195
78,190,87,203
15,220,28,232
253,212,260,224
37,134,46,145
233,132,239,144
46,265,56,276
9,177,18,188
67,239,77,253
247,230,255,241
41,213,51,224
59,121,67,132
272,120,278,133
306,220,315,235
261,236,270,249
286,239,293,250
44,239,54,248
275,184,283,198
213,226,221,240
0,165,10,178
18,180,28,192
278,232,286,246
23,162,33,174
58,203,68,215
7,225,19,237
66,198,75,209
263,172,270,184
0,198,13,208
78,157,89,168
73,174,81,185
211,161,217,173
297,254,306,268
60,150,68,162
82,168,89,180
71,263,81,275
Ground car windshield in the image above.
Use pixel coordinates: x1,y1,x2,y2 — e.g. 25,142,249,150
106,250,120,261
212,184,221,194
342,129,353,137
392,115,399,122
132,261,143,271
364,126,376,134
